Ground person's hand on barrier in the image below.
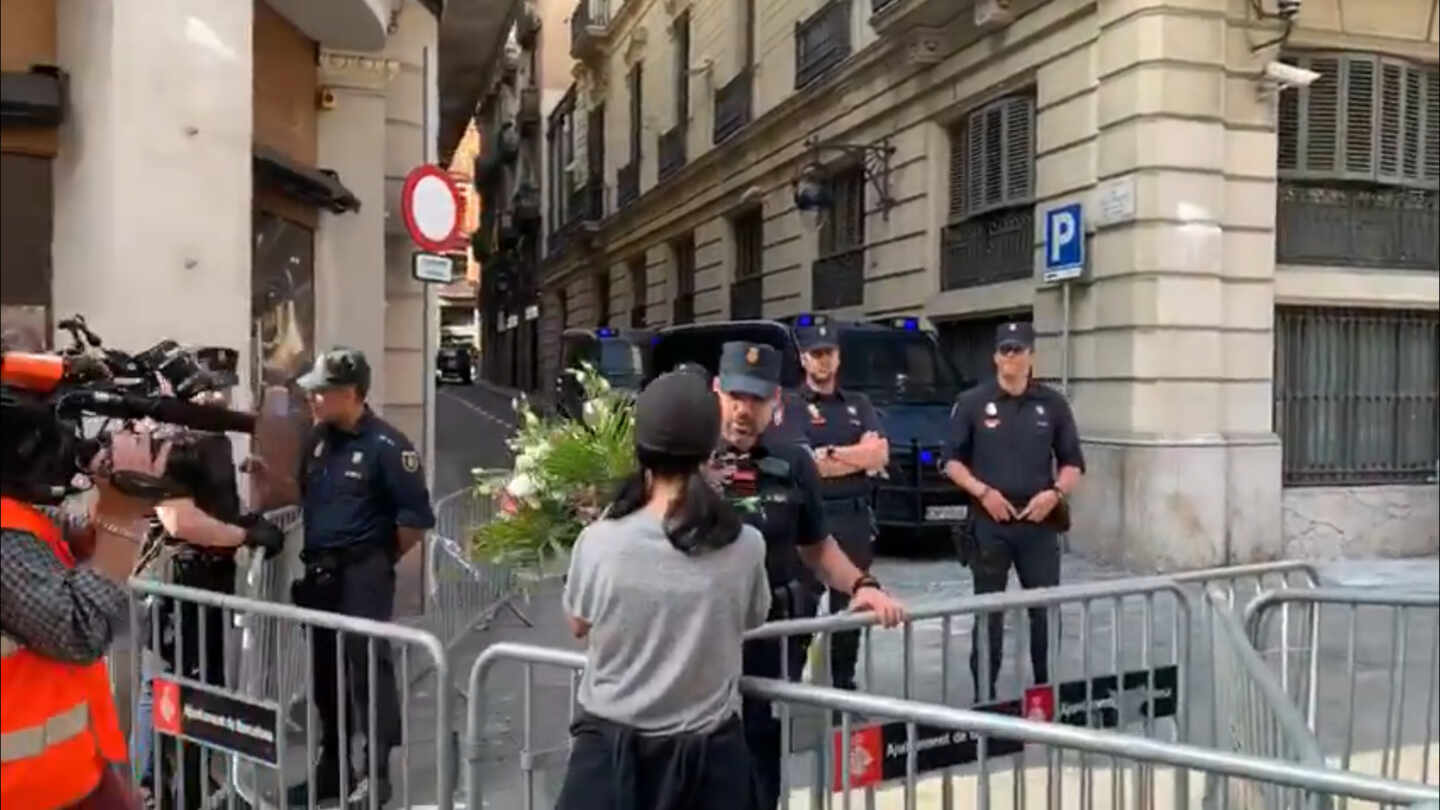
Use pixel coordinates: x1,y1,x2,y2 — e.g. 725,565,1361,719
1018,488,1061,524
850,585,907,628
977,486,1017,523
236,513,286,559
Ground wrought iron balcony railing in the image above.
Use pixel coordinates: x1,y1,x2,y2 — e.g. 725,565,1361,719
730,276,763,320
616,161,640,209
811,248,864,310
940,208,1035,291
658,124,687,183
795,0,852,91
672,292,695,325
713,68,753,145
570,0,610,60
1275,182,1438,270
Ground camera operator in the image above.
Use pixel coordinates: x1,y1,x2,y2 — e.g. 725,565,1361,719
128,349,285,809
0,348,171,810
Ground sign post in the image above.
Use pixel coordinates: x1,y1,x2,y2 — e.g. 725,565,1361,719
1044,202,1085,397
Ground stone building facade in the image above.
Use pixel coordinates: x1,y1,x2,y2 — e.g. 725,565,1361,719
535,0,1439,568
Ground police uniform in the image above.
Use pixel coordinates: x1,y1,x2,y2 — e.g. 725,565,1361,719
786,324,883,692
712,342,827,810
941,322,1085,696
290,349,436,804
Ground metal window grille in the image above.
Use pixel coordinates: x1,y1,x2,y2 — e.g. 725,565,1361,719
1274,306,1440,486
587,103,605,179
672,234,696,324
794,0,852,90
629,258,647,328
713,68,752,145
594,271,611,326
812,164,866,309
732,209,764,319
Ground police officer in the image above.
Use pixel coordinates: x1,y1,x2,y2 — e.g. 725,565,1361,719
708,341,906,809
940,322,1085,699
785,324,888,692
280,348,436,808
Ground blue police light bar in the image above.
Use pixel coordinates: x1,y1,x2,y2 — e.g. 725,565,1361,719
890,317,920,331
596,327,617,338
919,450,935,465
797,314,813,327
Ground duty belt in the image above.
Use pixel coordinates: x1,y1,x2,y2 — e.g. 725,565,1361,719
820,496,870,513
0,634,96,763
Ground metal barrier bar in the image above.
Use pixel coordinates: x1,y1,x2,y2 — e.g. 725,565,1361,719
424,484,531,655
126,579,453,810
1243,587,1440,799
462,641,1440,810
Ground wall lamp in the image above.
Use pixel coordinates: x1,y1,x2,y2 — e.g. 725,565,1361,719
791,135,897,220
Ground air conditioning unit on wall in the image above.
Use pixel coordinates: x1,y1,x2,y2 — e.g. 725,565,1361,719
975,0,1014,28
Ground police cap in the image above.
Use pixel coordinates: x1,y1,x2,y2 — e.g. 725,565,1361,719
634,371,720,457
995,321,1035,351
297,347,372,395
795,324,839,352
717,341,781,400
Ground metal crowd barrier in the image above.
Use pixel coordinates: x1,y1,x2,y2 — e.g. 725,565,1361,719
1244,587,1440,796
463,641,1440,810
424,482,530,656
125,579,453,810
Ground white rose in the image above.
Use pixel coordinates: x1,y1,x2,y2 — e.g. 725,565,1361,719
507,473,538,499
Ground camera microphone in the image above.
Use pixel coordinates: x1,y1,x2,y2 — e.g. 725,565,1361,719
67,391,257,434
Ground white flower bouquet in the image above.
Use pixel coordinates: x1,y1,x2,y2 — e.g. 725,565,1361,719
470,363,637,568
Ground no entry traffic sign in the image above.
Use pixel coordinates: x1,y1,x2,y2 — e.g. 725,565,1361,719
400,164,464,253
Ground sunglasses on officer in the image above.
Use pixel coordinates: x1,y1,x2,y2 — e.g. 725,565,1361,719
996,343,1031,356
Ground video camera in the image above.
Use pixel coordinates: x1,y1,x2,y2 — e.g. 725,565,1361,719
1,315,256,505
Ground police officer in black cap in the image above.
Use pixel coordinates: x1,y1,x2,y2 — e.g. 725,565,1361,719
783,323,888,693
260,347,435,808
941,322,1085,699
708,340,906,809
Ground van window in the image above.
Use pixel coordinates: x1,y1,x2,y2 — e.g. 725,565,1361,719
838,333,962,403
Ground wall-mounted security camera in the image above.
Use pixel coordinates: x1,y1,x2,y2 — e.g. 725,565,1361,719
318,87,338,110
1275,0,1302,20
1264,61,1320,89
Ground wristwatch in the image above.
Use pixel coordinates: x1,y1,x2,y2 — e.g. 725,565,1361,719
850,573,882,595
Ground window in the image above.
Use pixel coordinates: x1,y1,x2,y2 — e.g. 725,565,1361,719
557,287,569,329
795,0,852,90
742,0,755,68
628,64,643,164
837,332,963,403
595,271,612,326
935,313,1030,384
731,209,764,319
629,257,647,328
1276,53,1439,269
673,233,696,324
674,12,691,125
587,103,606,182
1274,306,1439,486
548,87,576,233
813,164,866,309
942,93,1036,290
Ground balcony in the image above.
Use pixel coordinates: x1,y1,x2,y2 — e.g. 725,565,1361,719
940,208,1034,291
673,292,695,324
811,248,864,310
572,176,606,224
713,68,753,145
616,161,640,209
795,0,852,91
1276,182,1438,270
570,0,611,61
658,124,687,183
730,276,763,320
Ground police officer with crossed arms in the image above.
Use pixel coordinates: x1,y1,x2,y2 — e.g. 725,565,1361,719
705,341,906,809
782,323,888,693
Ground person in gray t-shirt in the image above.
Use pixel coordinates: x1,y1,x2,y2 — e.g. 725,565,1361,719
556,371,769,810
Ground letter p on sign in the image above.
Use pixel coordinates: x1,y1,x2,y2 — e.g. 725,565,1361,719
1043,202,1084,282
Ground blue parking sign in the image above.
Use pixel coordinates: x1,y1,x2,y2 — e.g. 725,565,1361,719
1044,203,1084,282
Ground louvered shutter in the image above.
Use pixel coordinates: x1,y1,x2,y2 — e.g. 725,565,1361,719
1401,66,1423,180
1277,56,1301,171
1003,97,1034,202
948,125,966,220
982,105,1004,208
1342,55,1377,178
1378,60,1404,181
966,113,985,217
1302,55,1341,174
1425,68,1440,183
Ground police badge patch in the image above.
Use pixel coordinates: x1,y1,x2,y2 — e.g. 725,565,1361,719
402,450,420,473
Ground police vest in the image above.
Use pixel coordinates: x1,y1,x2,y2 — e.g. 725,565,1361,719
0,496,128,809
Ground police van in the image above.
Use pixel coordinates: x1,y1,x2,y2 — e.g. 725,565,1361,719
554,327,653,420
780,314,974,541
645,319,802,388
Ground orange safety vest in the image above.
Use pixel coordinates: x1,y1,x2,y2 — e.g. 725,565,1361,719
0,496,128,810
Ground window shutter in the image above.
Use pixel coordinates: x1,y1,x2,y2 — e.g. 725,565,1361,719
948,125,966,220
1302,55,1341,174
1277,56,1301,172
1401,67,1423,181
982,104,1004,209
1342,55,1377,178
1378,60,1404,182
966,111,985,217
1003,97,1034,202
1425,68,1440,183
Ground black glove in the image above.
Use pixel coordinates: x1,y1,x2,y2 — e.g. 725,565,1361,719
237,512,285,559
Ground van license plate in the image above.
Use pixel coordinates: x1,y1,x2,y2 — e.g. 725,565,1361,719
925,505,968,522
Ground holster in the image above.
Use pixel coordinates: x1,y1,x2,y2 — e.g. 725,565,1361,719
770,579,820,621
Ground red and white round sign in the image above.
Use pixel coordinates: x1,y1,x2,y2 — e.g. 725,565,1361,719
400,165,463,253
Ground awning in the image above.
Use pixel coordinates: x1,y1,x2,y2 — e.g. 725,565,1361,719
0,67,66,127
253,145,361,214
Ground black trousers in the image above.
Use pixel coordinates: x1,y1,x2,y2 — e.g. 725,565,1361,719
556,712,756,810
292,547,402,785
967,518,1060,698
742,630,814,810
822,499,874,691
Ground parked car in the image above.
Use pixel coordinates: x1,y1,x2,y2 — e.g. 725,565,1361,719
554,327,653,419
436,344,476,385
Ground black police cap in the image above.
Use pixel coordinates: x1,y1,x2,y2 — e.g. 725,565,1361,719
297,347,372,394
795,324,839,352
995,321,1035,350
717,341,781,399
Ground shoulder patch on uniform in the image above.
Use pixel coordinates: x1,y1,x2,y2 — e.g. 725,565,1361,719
401,449,420,473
